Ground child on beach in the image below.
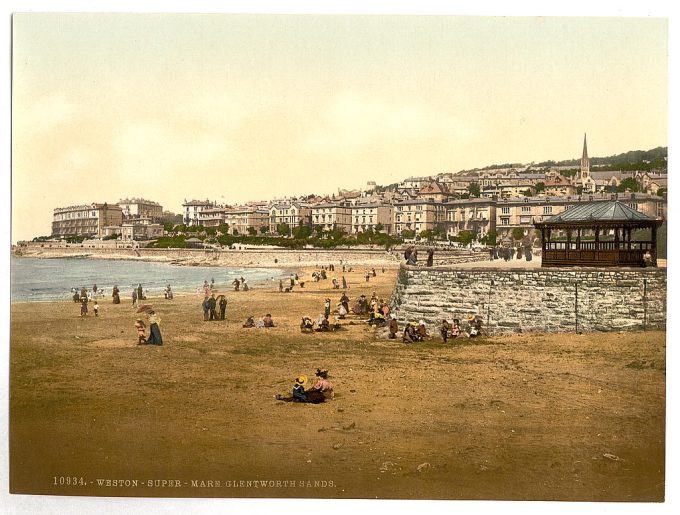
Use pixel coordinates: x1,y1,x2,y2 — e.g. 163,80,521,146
134,319,147,345
93,301,99,317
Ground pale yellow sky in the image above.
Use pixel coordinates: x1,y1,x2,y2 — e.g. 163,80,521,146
11,13,667,241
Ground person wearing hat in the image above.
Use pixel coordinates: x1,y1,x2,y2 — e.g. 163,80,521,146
309,369,334,399
467,314,483,337
300,316,314,333
403,321,418,343
293,375,308,402
324,298,331,318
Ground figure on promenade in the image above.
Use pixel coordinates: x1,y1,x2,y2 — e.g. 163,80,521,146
426,249,434,267
406,250,418,266
404,246,414,263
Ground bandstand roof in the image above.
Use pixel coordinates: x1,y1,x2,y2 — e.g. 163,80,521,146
536,200,660,228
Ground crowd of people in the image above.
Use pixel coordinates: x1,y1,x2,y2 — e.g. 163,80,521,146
489,245,534,262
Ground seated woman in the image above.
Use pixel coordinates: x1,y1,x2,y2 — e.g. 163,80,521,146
315,314,330,332
403,322,418,343
300,316,314,332
263,314,275,327
416,320,428,341
243,315,255,328
451,318,462,339
337,302,348,319
309,369,334,399
467,315,483,337
440,319,452,343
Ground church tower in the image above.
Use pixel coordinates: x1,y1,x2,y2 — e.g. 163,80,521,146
580,133,590,182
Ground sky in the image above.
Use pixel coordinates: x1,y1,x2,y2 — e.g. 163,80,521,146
11,12,668,242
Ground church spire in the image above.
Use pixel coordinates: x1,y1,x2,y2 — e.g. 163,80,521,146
580,133,590,180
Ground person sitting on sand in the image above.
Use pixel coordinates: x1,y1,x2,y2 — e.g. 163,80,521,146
73,290,80,303
467,314,483,338
440,319,452,343
417,320,428,341
451,318,462,339
242,278,249,292
309,369,334,399
243,315,255,328
388,314,399,339
276,375,325,404
300,316,314,333
403,322,418,343
315,314,330,332
263,314,274,328
134,318,147,345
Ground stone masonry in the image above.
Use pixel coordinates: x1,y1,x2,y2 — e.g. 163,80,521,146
391,265,666,334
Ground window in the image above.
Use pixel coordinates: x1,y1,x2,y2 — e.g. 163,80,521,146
501,218,510,226
521,206,531,213
501,207,510,214
543,206,553,215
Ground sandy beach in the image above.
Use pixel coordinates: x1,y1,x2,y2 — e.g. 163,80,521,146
9,265,665,500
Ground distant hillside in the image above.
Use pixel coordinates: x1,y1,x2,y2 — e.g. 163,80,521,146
535,146,667,168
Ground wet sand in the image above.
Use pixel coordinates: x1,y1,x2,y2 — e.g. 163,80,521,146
9,266,665,500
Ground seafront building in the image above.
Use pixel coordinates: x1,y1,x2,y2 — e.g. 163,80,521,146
52,203,123,238
182,199,217,226
118,197,163,221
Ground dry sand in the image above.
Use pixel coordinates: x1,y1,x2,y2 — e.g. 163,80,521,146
9,266,665,500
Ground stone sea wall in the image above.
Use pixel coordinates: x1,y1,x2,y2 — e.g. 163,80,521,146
15,245,402,268
392,265,666,334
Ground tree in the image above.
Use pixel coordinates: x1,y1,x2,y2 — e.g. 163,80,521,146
482,229,497,246
260,226,269,234
375,222,384,233
512,227,525,241
458,230,476,247
657,188,667,197
163,222,175,233
205,227,217,236
534,182,545,193
247,226,257,236
218,223,229,235
467,182,481,198
617,177,640,192
277,223,290,237
401,229,416,239
522,188,533,197
292,225,312,239
314,225,324,238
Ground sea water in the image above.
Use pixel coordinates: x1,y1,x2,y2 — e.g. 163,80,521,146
10,256,288,302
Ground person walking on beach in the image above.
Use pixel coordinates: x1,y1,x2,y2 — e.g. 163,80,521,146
342,276,347,289
146,310,163,345
132,288,138,308
279,279,283,293
324,298,331,318
137,284,143,303
93,301,99,317
112,285,120,304
80,298,88,317
219,295,227,320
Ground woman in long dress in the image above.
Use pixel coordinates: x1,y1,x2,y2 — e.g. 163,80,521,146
146,311,163,345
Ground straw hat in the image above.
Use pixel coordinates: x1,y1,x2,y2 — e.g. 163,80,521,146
467,314,476,322
295,375,308,386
